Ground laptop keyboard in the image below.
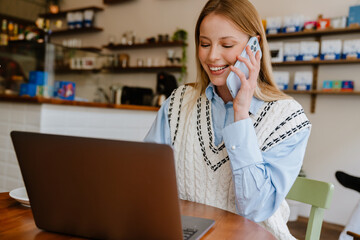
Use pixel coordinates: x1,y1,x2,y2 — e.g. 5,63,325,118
183,228,198,240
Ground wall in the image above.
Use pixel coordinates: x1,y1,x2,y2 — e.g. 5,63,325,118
0,0,46,22
19,0,360,226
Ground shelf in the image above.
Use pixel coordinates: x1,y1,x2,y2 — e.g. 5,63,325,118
103,0,135,4
102,66,184,73
7,40,45,48
55,66,184,74
268,26,360,113
103,41,187,50
267,27,360,40
51,27,103,36
272,59,360,66
284,90,360,95
55,68,102,74
62,46,102,53
39,6,104,19
3,42,101,54
316,91,360,95
0,94,159,112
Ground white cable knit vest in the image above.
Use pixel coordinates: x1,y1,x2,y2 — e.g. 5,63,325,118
168,85,311,240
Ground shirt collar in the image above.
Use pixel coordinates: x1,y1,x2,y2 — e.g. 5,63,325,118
205,83,264,115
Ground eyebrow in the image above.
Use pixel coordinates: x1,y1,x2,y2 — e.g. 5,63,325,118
199,36,237,40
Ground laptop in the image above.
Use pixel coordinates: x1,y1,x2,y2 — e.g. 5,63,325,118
10,131,215,240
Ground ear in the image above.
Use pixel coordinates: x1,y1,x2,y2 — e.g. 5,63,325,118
256,35,260,42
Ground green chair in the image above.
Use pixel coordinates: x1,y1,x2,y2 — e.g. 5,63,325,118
286,177,335,240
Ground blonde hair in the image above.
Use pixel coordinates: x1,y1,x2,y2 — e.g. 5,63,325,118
194,0,291,101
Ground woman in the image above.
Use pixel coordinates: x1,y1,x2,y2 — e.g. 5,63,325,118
145,0,311,239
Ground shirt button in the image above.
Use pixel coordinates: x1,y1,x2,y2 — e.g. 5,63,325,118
231,145,236,150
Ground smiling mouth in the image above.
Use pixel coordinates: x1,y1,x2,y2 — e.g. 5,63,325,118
209,65,229,72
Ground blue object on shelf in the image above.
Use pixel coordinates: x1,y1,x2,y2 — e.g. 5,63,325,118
342,81,354,91
348,5,360,26
322,80,333,91
54,81,76,100
29,71,48,85
19,83,37,97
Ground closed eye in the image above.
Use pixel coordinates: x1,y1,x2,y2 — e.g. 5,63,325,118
200,44,210,48
223,45,234,48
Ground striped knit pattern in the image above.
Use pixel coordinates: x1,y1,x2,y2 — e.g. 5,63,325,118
168,85,311,240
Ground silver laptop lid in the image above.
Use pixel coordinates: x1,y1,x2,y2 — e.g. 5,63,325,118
11,131,183,239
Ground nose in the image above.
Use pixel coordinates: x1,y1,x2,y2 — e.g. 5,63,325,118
208,45,221,62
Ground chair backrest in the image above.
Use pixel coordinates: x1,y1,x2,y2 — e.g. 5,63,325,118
286,177,334,240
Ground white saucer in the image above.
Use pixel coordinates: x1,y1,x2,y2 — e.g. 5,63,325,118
9,187,30,207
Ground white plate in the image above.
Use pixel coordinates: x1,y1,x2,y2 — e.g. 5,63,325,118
9,187,30,207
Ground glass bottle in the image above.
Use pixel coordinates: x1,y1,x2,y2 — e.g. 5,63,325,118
8,21,14,41
0,19,8,46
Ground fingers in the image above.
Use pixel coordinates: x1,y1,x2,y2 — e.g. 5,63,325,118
236,55,253,76
230,65,247,86
255,50,261,62
246,45,257,64
246,45,261,66
235,47,260,81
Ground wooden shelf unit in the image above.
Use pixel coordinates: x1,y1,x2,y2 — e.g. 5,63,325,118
40,6,104,39
103,41,187,50
267,27,360,40
102,66,183,73
51,27,103,36
272,59,360,66
284,90,360,95
55,68,102,74
103,39,187,76
55,66,184,74
268,27,360,113
103,0,135,4
39,6,104,19
64,46,102,53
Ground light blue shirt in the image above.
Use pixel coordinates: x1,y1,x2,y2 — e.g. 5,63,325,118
144,83,310,222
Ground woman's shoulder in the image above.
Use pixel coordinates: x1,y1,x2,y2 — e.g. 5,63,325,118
171,83,195,92
169,83,198,100
272,98,304,113
254,99,311,152
252,98,309,129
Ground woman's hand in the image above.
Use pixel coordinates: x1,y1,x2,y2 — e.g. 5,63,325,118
230,45,261,122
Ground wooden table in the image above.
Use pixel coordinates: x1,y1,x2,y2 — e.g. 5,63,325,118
0,192,276,240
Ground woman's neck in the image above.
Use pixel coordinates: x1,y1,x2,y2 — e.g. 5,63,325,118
215,85,233,104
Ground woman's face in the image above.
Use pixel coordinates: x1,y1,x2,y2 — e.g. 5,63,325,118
199,13,249,88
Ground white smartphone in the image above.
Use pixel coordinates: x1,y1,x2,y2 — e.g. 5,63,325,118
226,36,263,98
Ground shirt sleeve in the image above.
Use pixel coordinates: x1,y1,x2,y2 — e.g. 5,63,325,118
143,97,172,145
222,118,310,222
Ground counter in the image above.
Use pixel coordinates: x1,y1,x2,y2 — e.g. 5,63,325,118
0,94,160,112
0,96,159,193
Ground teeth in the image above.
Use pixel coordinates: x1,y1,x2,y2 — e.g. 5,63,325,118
210,66,227,71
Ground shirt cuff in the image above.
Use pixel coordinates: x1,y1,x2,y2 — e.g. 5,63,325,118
222,118,263,171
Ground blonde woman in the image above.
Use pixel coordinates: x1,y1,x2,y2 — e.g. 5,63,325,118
145,0,311,239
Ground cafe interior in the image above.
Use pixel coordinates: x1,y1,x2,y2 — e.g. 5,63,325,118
1,0,360,239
